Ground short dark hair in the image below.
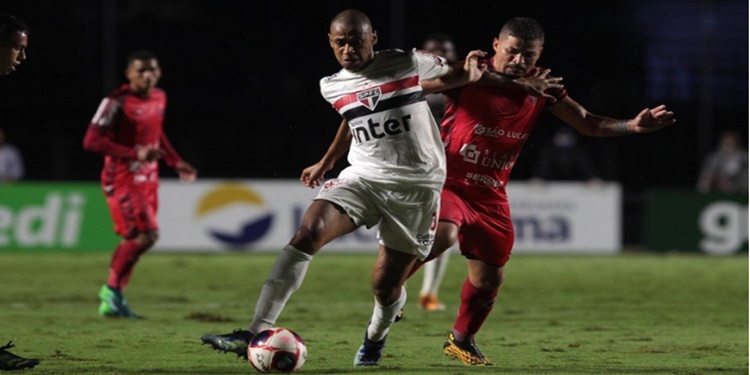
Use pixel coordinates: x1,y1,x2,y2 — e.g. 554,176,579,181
126,50,157,67
0,13,28,47
501,17,544,43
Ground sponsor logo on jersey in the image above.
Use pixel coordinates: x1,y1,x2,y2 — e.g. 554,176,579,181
460,143,516,171
460,144,481,164
357,87,382,110
350,114,412,144
465,172,503,188
473,124,528,140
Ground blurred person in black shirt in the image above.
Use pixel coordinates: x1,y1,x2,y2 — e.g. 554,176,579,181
696,130,748,193
532,126,600,184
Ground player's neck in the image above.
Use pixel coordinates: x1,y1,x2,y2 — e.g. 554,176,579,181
129,84,154,98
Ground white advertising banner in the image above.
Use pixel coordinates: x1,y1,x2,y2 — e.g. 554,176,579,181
155,179,621,254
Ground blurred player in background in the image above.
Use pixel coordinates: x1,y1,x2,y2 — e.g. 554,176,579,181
696,130,748,193
83,50,197,319
416,32,458,312
0,127,25,183
0,11,40,372
414,17,676,365
201,8,492,367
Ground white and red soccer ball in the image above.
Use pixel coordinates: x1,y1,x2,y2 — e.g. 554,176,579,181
247,327,307,373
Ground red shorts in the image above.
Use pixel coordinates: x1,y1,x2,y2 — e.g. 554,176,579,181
105,184,159,238
439,186,514,267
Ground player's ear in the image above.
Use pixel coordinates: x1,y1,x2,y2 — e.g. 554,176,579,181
371,31,378,46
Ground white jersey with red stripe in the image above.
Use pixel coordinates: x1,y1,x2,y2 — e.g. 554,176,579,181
320,49,450,188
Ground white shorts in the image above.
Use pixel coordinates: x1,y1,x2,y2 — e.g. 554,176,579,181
315,176,440,260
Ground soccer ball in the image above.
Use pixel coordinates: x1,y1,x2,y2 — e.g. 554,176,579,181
247,328,307,373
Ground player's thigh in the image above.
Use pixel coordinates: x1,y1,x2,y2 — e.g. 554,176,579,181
377,185,441,260
314,178,381,229
105,193,128,236
132,186,159,232
460,202,514,267
293,199,359,246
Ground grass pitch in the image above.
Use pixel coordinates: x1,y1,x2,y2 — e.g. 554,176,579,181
0,252,746,374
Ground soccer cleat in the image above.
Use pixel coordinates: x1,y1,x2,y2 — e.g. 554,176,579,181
418,293,446,311
201,329,254,359
98,285,143,319
394,308,404,322
0,341,40,371
443,332,493,366
353,331,386,366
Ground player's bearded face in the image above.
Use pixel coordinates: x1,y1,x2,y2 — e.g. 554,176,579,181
329,23,377,72
493,35,542,78
126,58,161,94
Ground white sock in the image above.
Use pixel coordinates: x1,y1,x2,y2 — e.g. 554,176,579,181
366,286,407,342
248,245,312,334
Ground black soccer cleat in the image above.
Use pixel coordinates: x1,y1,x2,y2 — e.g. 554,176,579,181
201,329,254,359
0,341,40,371
353,331,387,366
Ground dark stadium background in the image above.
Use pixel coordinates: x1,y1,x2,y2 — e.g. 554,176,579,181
1,0,747,245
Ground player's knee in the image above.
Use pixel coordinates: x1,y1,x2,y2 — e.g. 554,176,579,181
471,266,504,290
292,217,327,248
135,231,158,249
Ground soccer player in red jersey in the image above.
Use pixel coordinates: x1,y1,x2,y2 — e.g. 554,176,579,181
83,50,197,319
416,17,676,365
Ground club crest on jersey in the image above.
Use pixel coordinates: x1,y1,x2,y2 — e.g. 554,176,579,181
357,87,382,110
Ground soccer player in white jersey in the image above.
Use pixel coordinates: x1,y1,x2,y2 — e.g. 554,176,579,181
200,9,556,368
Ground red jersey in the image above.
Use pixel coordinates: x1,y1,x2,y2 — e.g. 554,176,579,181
441,63,567,201
83,84,182,190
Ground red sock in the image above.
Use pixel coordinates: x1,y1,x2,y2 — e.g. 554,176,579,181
453,277,498,341
107,239,147,290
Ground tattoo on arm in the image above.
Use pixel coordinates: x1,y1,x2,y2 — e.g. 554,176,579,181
599,120,632,136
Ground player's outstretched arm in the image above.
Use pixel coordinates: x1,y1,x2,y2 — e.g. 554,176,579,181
549,96,676,137
421,50,487,94
301,118,351,188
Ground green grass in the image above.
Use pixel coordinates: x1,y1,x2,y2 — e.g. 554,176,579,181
0,252,746,374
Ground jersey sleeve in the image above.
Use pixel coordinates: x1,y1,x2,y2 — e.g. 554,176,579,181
159,132,183,167
82,97,138,159
411,48,450,82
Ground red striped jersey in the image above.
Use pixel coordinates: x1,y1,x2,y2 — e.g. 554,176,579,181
319,49,450,188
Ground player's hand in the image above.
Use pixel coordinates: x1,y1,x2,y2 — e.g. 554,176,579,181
300,161,329,188
463,50,488,84
515,68,564,103
632,104,676,133
175,161,197,183
136,147,166,161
